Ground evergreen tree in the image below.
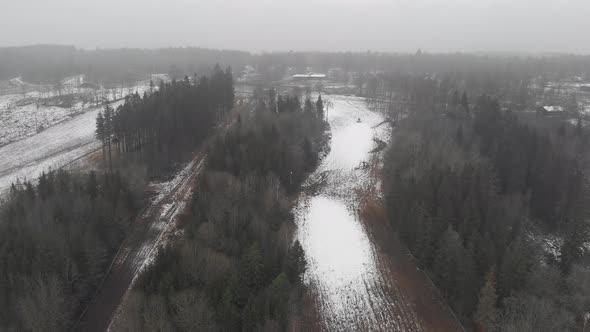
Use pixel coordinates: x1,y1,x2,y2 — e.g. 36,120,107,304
559,220,588,274
456,125,464,143
316,94,324,119
433,226,462,299
269,273,290,328
451,90,460,106
304,98,313,114
286,240,307,284
102,103,114,171
240,243,264,294
461,91,469,111
241,296,259,332
95,111,107,170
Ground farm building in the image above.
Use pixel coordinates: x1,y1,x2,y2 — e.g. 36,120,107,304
292,73,327,81
79,82,100,90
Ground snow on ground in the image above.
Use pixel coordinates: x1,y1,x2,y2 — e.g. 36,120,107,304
0,93,90,146
0,78,156,146
527,227,590,264
295,95,418,331
0,77,167,197
0,98,130,196
106,157,203,332
131,157,202,282
540,234,564,261
309,95,390,203
545,80,590,117
0,106,103,196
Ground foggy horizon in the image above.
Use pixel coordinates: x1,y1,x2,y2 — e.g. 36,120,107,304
2,0,589,55
3,1,590,332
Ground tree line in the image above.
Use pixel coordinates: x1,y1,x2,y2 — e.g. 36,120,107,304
0,45,250,85
0,64,236,331
0,170,139,331
114,92,326,331
254,51,590,81
96,65,234,176
384,93,590,331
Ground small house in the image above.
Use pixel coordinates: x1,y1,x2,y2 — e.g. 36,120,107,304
292,73,327,82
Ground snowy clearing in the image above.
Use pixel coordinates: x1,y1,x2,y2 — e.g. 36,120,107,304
0,77,166,197
295,95,422,331
0,77,156,146
0,107,102,195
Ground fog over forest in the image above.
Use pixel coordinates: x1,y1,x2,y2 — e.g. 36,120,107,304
2,1,590,332
1,0,590,53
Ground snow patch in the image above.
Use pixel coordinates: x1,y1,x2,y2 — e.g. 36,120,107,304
295,95,412,331
0,78,168,197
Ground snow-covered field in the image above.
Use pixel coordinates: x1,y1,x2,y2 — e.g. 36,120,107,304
295,95,421,331
0,102,108,195
0,92,93,146
0,76,156,146
0,76,164,197
545,80,590,117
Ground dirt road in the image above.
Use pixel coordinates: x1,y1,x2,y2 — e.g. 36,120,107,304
72,154,205,332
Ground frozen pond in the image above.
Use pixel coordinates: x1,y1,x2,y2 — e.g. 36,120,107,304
295,95,421,331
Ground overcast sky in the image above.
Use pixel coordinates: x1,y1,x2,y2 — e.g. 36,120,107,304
1,0,588,54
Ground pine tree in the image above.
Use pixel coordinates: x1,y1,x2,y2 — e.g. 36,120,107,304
475,271,497,332
451,90,460,107
456,242,478,316
225,66,234,112
559,220,588,273
461,91,469,112
240,243,264,292
433,226,462,299
269,272,291,327
103,103,114,171
286,240,307,284
413,206,434,266
316,94,324,120
95,111,107,170
304,98,313,114
456,125,464,143
242,296,259,332
86,171,98,200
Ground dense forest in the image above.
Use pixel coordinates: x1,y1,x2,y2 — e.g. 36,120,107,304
384,92,590,330
96,65,234,176
254,51,590,79
3,45,590,95
3,45,590,331
0,45,250,85
0,170,139,331
113,92,326,331
0,64,237,331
